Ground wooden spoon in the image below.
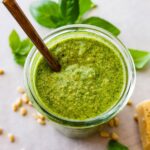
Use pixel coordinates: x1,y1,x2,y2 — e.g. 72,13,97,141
3,0,61,72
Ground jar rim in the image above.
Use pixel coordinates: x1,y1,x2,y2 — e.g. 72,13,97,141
24,24,136,128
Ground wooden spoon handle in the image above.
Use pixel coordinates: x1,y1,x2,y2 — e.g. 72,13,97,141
3,0,61,72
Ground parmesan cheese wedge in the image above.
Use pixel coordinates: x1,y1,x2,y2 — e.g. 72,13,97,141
136,100,150,150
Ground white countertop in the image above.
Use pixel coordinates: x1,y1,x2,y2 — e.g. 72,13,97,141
1,0,150,149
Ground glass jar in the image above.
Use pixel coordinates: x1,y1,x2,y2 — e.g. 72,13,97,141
24,24,136,138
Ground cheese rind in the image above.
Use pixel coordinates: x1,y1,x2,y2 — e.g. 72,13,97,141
136,100,150,150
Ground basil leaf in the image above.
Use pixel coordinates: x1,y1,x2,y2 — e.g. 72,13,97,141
9,30,33,66
60,0,79,23
14,54,28,66
129,49,150,69
9,30,21,53
30,0,63,28
16,39,33,55
108,140,129,150
79,0,95,16
81,17,120,36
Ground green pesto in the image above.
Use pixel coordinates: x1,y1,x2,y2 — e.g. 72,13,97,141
33,32,127,121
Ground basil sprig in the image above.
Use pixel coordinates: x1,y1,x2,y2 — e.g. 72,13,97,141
9,30,33,66
30,0,120,36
